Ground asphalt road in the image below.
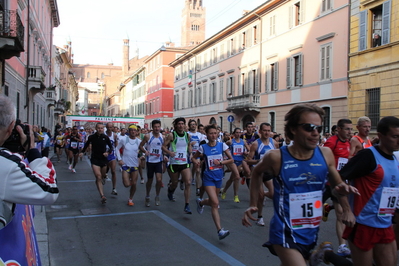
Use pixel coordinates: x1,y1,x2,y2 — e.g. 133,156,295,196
45,153,343,266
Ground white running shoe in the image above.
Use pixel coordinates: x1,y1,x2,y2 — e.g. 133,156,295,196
218,228,230,240
256,217,265,226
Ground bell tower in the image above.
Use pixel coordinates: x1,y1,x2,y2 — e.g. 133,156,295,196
181,0,206,47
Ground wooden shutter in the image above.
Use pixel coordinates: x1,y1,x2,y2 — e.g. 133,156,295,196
273,62,279,91
382,0,391,45
359,10,367,51
286,58,291,88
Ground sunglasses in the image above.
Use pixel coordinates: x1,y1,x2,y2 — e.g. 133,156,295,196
298,123,323,133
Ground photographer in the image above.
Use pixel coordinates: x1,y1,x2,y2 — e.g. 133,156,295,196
0,95,59,224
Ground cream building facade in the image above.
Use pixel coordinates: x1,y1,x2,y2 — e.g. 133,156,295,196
170,0,351,134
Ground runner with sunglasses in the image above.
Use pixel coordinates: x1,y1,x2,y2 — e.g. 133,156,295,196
243,103,358,266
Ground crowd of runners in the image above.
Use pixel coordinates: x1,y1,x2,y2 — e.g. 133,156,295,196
34,103,399,266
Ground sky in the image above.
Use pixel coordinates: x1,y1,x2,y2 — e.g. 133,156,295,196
53,0,266,66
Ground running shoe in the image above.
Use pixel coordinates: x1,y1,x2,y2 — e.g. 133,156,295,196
322,203,332,222
68,164,72,170
196,188,200,196
101,196,107,204
111,189,118,195
101,177,106,185
127,199,134,206
184,204,192,214
240,177,245,185
167,189,175,202
155,196,160,206
196,198,204,214
72,168,76,173
145,197,150,207
218,228,230,240
309,242,333,266
337,244,351,257
256,217,265,226
234,195,240,203
180,180,184,190
140,178,144,184
221,188,226,200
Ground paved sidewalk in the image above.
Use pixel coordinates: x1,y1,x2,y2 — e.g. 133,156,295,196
34,149,55,265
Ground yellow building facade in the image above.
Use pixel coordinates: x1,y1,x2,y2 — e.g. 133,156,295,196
349,0,399,130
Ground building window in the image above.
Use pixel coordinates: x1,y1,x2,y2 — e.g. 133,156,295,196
366,88,380,130
209,82,216,103
322,107,331,133
269,16,275,36
211,48,217,64
320,44,332,80
240,73,245,95
251,69,258,94
92,112,97,116
4,85,9,96
87,72,90,78
266,62,279,92
101,73,105,79
321,0,332,13
230,38,235,55
269,112,276,132
289,1,302,28
294,2,301,26
227,76,235,97
182,91,185,109
220,44,225,60
198,86,202,105
359,0,391,51
241,31,246,49
253,25,259,44
286,54,303,88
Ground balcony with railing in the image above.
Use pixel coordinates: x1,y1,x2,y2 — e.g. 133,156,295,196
54,99,66,114
0,9,24,59
45,89,56,106
28,66,46,93
226,94,260,113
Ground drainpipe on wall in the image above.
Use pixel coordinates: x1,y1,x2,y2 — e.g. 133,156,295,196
24,0,30,123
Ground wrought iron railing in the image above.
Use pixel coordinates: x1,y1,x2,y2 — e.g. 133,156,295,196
0,9,24,48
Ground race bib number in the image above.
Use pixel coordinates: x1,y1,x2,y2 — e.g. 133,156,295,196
174,152,187,162
289,190,322,230
378,187,399,216
57,139,62,145
233,145,244,156
337,157,348,171
70,141,78,149
207,154,223,171
150,148,161,157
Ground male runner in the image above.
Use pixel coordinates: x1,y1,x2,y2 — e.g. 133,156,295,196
340,116,399,266
162,117,193,214
80,123,113,204
115,124,141,206
245,122,278,226
242,103,358,266
66,126,82,173
139,120,164,207
187,119,205,195
105,122,118,195
322,119,353,257
349,116,373,158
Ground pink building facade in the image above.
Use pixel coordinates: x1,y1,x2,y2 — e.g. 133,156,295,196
1,0,60,129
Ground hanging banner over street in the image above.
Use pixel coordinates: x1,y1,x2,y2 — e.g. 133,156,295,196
66,115,144,128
